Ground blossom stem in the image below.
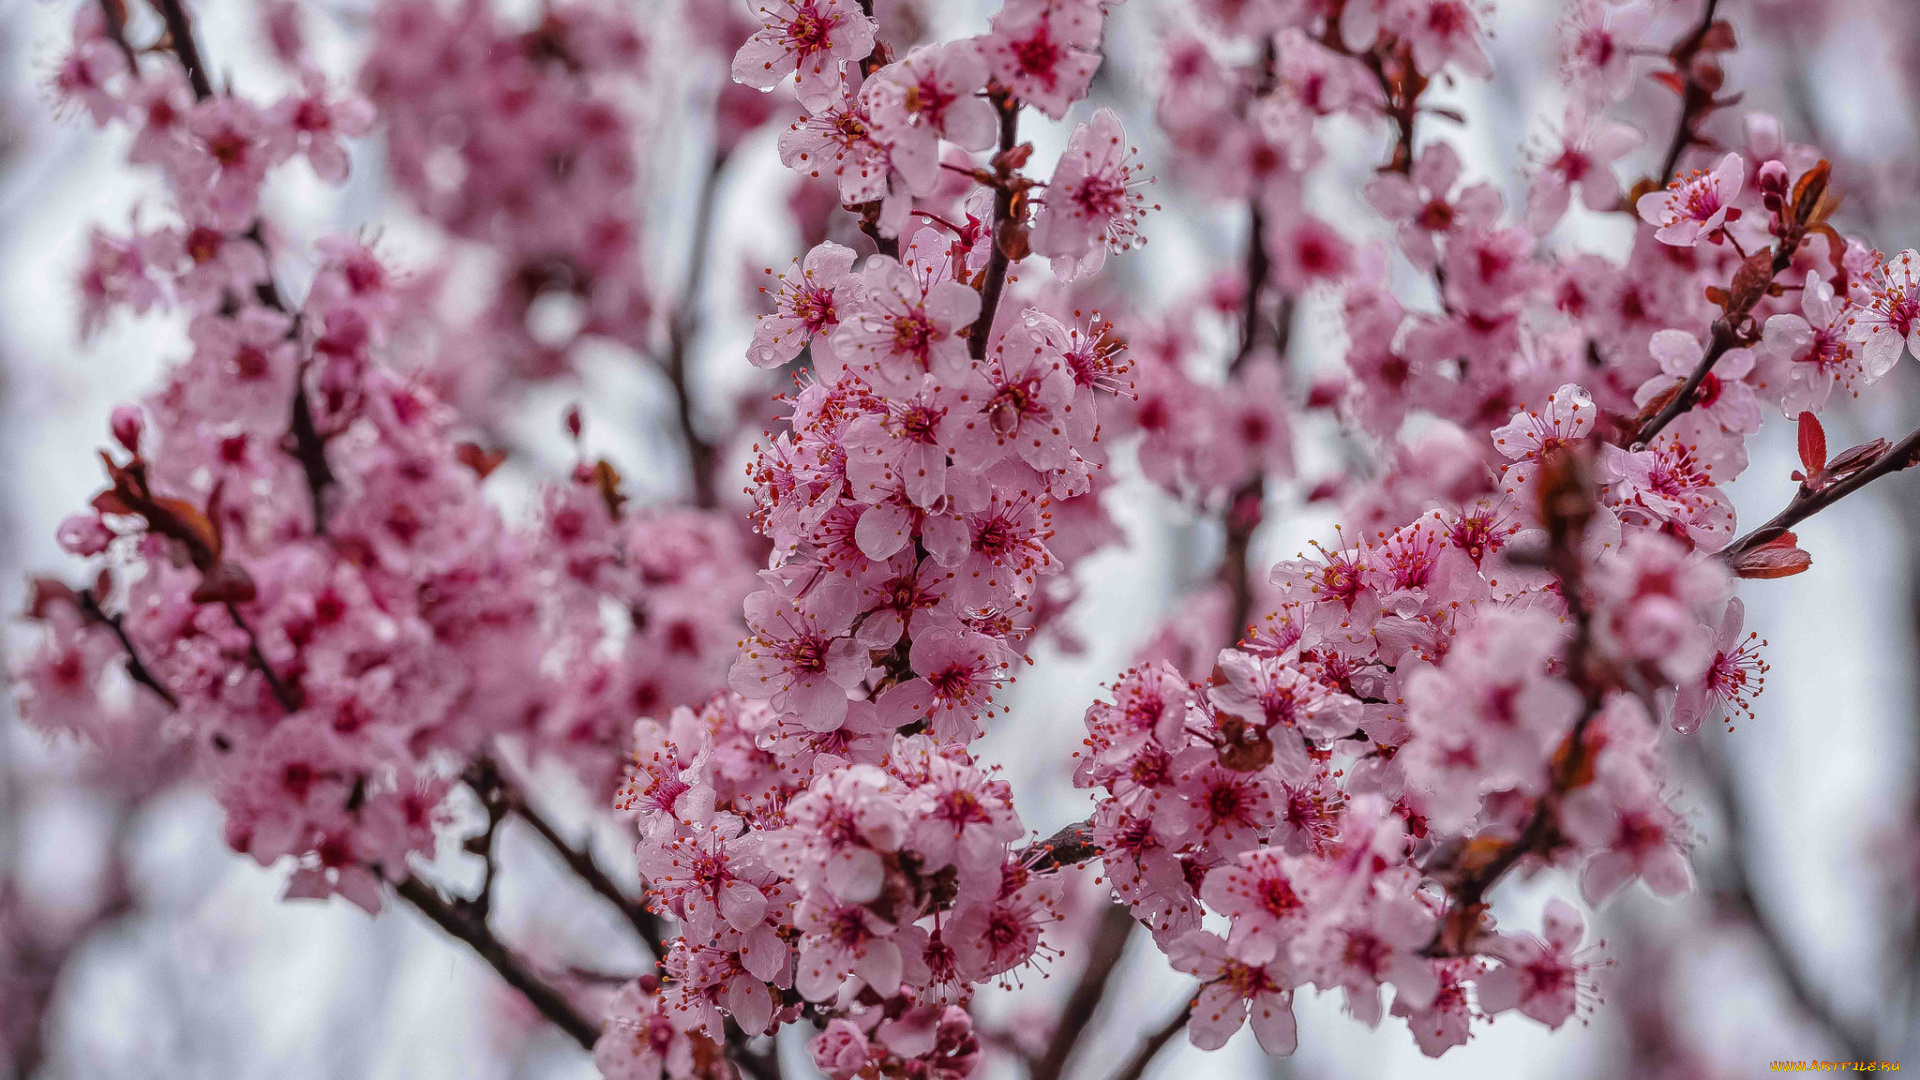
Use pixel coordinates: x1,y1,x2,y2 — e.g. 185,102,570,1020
393,873,603,1051
966,91,1021,362
76,587,179,709
151,0,215,99
1721,424,1920,565
1632,234,1801,447
223,599,302,712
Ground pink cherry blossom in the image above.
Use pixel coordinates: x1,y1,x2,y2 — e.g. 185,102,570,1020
1030,108,1154,282
1636,152,1745,247
731,0,876,112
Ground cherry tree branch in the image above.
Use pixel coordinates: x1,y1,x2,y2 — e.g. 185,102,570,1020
966,92,1022,362
664,149,729,509
1103,1000,1192,1080
1656,0,1726,186
76,586,179,708
475,757,669,957
1029,904,1138,1080
151,0,214,98
1721,424,1920,565
1686,739,1877,1061
393,873,602,1050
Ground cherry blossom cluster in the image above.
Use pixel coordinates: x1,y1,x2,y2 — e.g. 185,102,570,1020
22,4,553,912
19,0,1920,1074
594,0,1146,1074
359,0,652,406
1065,0,1906,1064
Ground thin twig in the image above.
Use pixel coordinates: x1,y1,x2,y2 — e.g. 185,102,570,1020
393,874,602,1051
223,599,301,712
1104,1000,1192,1080
1656,0,1726,186
1029,904,1138,1080
151,0,214,99
664,150,729,509
76,588,179,708
1687,738,1877,1061
966,92,1021,362
1721,425,1920,564
485,758,669,957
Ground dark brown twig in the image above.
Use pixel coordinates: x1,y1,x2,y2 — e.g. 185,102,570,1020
1103,1000,1192,1080
483,759,669,958
150,0,214,99
1687,738,1876,1061
664,150,729,509
966,92,1021,362
1656,0,1726,186
76,587,179,708
1721,425,1920,565
393,874,602,1051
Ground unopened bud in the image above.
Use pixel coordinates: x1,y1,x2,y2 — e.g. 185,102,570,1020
109,404,143,454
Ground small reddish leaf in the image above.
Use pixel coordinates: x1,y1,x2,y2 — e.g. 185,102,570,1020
25,577,79,620
1727,249,1776,313
190,561,258,605
1649,69,1687,96
1698,19,1738,53
1729,531,1813,580
1797,412,1826,477
455,442,508,480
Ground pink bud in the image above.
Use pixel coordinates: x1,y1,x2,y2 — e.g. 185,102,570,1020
564,404,584,441
57,513,114,556
1756,160,1790,197
109,405,143,453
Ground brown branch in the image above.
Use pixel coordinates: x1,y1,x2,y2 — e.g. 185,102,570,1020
1655,0,1726,186
222,599,301,712
1021,819,1099,872
1029,903,1138,1080
1721,425,1920,565
1687,739,1876,1061
481,758,669,958
393,874,602,1051
966,92,1022,362
76,587,179,709
664,150,729,509
150,0,214,99
1103,1000,1191,1080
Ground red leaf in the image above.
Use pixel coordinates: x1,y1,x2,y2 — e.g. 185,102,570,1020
1797,412,1826,477
1729,531,1813,580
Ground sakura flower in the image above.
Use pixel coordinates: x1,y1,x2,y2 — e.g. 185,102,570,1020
1490,383,1595,492
1671,596,1768,734
903,754,1022,880
596,979,700,1080
1364,142,1501,269
1385,0,1495,80
270,72,376,184
181,96,287,230
958,313,1088,472
76,227,166,338
1265,212,1357,292
861,42,996,195
1525,108,1642,234
1561,741,1696,903
877,629,1008,741
1635,152,1745,247
1590,532,1729,683
1845,248,1920,380
1166,929,1298,1056
794,899,907,1000
1200,848,1311,965
833,230,980,394
728,588,872,731
1476,898,1607,1029
1030,109,1153,283
1558,0,1652,104
769,765,906,904
1391,958,1480,1057
51,34,126,126
731,0,876,113
750,241,863,371
980,0,1105,120
1172,748,1278,857
947,880,1057,981
809,1020,873,1079
1761,271,1863,415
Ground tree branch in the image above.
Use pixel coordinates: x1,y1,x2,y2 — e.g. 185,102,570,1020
393,874,602,1051
966,92,1021,362
1103,999,1191,1080
1721,424,1920,565
664,149,729,509
1687,739,1877,1061
1030,904,1137,1080
150,0,214,99
480,758,669,958
1655,0,1726,186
